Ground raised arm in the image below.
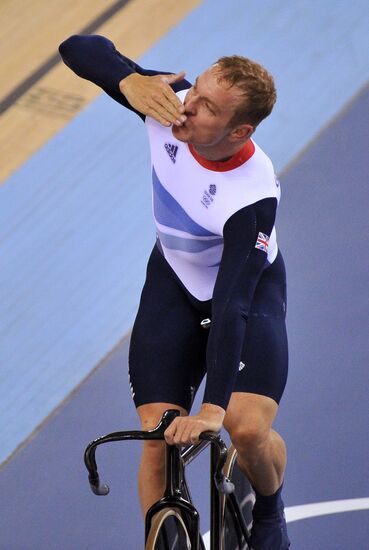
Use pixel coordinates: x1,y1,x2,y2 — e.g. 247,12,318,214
59,34,190,125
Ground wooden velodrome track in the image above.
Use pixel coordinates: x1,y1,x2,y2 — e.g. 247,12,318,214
0,0,201,183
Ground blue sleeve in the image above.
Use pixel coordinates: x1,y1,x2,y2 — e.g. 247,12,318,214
202,197,277,410
58,34,191,120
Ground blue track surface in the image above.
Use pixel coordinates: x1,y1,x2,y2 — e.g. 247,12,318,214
1,82,368,550
1,0,369,464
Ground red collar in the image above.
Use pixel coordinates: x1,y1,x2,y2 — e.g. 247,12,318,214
188,140,255,172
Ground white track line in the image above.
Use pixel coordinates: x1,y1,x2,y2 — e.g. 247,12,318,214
285,497,369,523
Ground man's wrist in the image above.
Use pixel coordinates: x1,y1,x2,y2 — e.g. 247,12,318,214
119,72,141,94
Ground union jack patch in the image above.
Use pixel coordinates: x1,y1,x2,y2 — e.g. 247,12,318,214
255,232,269,252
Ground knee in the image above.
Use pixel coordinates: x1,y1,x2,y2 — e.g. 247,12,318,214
137,404,187,473
228,421,270,458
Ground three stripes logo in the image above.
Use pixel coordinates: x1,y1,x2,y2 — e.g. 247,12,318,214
128,372,135,400
165,143,178,163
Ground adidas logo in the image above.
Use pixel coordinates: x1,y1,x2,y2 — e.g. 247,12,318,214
239,361,246,371
165,143,178,163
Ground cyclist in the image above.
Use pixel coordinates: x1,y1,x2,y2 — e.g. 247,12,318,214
59,34,290,549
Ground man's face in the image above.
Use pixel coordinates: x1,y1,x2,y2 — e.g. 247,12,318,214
172,67,244,147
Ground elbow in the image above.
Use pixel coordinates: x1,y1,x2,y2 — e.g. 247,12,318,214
58,34,82,57
58,35,113,66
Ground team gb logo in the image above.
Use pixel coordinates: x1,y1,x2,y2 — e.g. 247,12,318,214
201,184,217,209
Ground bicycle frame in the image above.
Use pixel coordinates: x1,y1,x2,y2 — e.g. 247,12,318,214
84,409,250,549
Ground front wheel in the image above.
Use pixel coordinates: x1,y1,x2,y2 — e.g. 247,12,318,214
145,508,193,549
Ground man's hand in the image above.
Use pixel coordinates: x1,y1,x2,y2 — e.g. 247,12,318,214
164,404,226,446
119,71,187,127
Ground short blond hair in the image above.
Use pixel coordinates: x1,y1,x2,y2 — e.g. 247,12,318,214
214,55,276,128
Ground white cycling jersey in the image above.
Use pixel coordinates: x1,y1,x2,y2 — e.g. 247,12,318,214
145,90,280,301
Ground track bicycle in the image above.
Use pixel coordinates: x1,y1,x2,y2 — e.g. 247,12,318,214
84,409,254,549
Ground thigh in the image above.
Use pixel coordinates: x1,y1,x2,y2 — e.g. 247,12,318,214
129,246,208,412
233,252,288,404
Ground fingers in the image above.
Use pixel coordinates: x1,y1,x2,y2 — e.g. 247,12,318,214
146,104,181,127
162,70,186,85
159,72,187,123
120,71,187,126
162,86,186,117
157,81,187,124
146,94,186,127
145,106,173,127
164,418,201,446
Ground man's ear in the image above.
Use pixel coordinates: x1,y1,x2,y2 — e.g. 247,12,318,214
229,124,254,142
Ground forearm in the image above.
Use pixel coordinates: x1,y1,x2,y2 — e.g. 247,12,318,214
202,201,275,410
59,34,190,123
203,301,248,409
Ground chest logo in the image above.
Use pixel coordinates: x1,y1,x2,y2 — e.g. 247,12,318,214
255,232,269,253
201,184,217,209
164,143,178,163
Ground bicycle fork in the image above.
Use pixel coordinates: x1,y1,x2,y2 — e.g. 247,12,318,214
145,414,201,549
